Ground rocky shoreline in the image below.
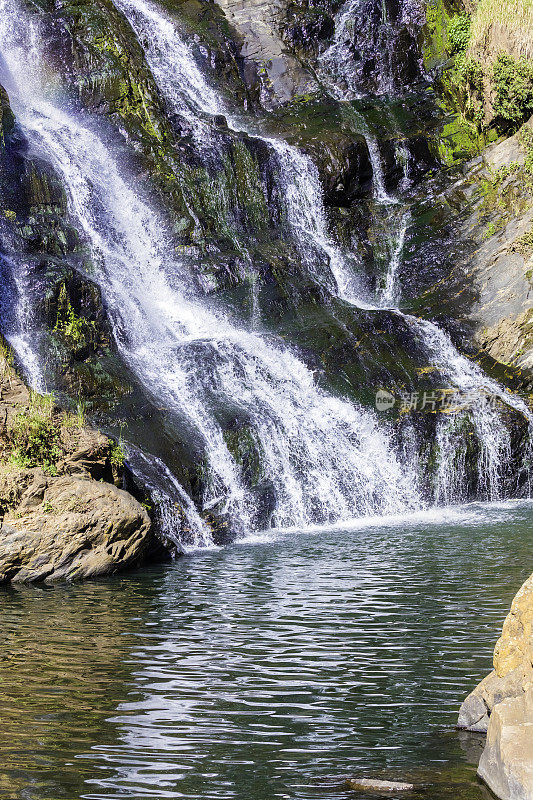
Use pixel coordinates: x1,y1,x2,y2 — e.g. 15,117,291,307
458,572,533,799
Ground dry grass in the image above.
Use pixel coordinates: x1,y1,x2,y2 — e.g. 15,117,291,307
469,0,533,59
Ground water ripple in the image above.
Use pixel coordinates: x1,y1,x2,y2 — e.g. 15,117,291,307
0,501,532,799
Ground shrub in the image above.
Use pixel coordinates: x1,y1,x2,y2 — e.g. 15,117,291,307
9,393,61,474
492,53,533,126
109,441,126,469
448,15,471,55
519,125,533,175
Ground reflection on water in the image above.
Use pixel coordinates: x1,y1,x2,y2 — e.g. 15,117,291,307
1,501,532,800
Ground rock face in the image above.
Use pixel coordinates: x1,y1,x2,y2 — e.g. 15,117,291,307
458,572,533,732
460,120,533,381
412,115,533,391
0,344,157,583
458,572,533,799
213,0,318,106
477,689,533,800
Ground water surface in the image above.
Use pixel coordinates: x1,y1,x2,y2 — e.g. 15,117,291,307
1,501,532,799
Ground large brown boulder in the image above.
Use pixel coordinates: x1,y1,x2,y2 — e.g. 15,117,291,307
458,572,533,732
0,475,152,583
477,688,533,800
458,572,533,800
0,342,157,583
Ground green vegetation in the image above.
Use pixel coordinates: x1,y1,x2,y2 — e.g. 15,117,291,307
54,284,96,346
425,0,533,165
436,116,486,165
9,392,61,475
109,440,126,469
447,14,471,55
0,339,14,379
492,53,533,126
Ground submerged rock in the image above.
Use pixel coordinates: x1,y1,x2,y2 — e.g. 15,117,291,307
346,778,415,792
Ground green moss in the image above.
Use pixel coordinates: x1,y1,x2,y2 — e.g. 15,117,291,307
447,14,471,55
423,0,454,68
436,116,485,165
231,141,269,234
513,227,533,256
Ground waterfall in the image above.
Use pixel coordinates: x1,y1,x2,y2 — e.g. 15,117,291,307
87,0,533,506
111,0,373,306
379,210,409,306
0,0,422,537
0,251,45,390
318,0,532,496
319,0,426,98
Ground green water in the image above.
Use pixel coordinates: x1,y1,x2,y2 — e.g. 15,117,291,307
1,501,532,800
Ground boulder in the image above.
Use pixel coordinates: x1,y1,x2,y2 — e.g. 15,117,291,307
0,476,152,584
477,689,533,800
458,572,533,732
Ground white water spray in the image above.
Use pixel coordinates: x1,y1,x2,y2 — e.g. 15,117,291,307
0,0,422,538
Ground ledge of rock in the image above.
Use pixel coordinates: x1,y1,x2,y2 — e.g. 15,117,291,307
458,572,533,799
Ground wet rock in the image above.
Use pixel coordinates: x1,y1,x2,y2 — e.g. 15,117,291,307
477,689,533,800
212,0,319,107
347,778,415,792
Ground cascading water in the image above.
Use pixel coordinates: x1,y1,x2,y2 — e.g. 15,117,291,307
319,0,426,98
0,0,530,549
318,0,532,498
111,0,372,304
0,250,45,391
0,0,423,540
125,448,213,550
379,210,409,306
407,315,532,501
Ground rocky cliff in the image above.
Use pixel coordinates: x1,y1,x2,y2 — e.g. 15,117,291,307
420,0,533,388
458,572,533,799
